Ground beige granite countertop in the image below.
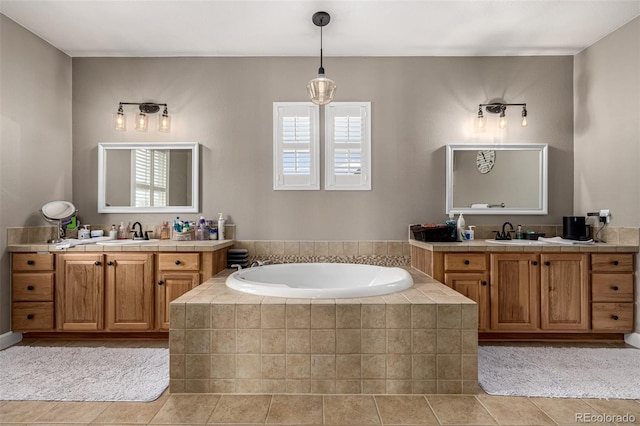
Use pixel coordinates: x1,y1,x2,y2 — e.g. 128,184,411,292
7,239,235,253
409,238,639,253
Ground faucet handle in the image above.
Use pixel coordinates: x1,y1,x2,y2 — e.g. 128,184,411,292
144,230,152,240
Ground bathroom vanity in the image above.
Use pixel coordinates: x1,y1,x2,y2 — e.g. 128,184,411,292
409,239,636,339
9,240,233,334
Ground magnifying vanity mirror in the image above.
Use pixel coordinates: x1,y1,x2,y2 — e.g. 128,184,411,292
98,142,199,213
446,143,548,215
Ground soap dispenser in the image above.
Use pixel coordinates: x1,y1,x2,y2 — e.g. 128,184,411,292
109,224,117,240
456,214,466,241
465,225,476,241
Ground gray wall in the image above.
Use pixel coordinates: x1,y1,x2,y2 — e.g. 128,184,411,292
0,15,72,334
574,17,640,338
72,56,574,239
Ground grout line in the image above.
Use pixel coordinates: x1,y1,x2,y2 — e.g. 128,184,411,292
264,394,275,425
423,395,444,426
473,394,502,426
371,394,384,425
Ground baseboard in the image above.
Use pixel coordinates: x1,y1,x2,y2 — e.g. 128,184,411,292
0,331,22,350
624,332,640,348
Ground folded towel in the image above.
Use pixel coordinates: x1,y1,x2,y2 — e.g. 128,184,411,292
471,203,489,208
55,236,113,249
539,236,595,245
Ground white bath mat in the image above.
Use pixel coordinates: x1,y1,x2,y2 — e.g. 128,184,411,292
0,346,168,401
478,346,640,399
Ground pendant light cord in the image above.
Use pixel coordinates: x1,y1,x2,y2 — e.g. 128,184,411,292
318,17,325,74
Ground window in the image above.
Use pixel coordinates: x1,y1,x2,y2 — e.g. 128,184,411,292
325,102,371,190
273,102,320,190
132,149,169,207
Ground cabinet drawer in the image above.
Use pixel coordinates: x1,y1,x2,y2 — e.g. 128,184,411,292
158,253,200,271
591,254,633,272
12,302,54,331
444,253,487,272
12,253,54,271
592,274,634,302
591,303,633,331
12,273,54,301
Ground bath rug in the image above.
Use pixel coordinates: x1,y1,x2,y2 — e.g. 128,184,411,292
0,346,168,401
478,345,640,399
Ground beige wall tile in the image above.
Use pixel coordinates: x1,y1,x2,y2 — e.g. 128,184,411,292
386,379,412,394
358,241,374,255
437,305,462,328
412,304,437,328
262,354,286,379
437,354,461,379
412,354,436,380
311,355,336,379
462,329,478,354
169,379,185,393
437,329,461,354
236,354,261,379
461,304,479,329
311,329,336,354
362,304,386,328
286,304,311,328
237,329,261,354
170,354,185,379
314,240,329,256
336,329,361,354
169,329,185,354
328,241,345,256
270,240,285,255
286,355,310,379
412,380,437,394
255,241,270,256
336,354,361,379
619,227,640,245
363,379,386,393
169,303,186,330
185,379,210,393
185,329,210,354
261,329,286,354
211,354,236,379
362,329,386,354
185,354,210,379
344,241,359,256
388,329,412,354
283,240,300,256
336,380,362,393
287,379,311,393
362,354,386,379
211,304,235,329
236,304,261,328
373,241,388,255
311,304,336,328
337,304,361,328
387,305,411,328
437,380,462,394
236,379,261,393
311,379,336,393
211,329,235,354
261,304,285,328
462,354,478,380
300,241,315,256
387,354,412,379
388,241,403,256
210,379,236,392
261,379,287,393
286,329,310,354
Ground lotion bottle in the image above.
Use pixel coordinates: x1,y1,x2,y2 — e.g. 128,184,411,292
109,224,117,240
217,213,225,240
457,213,466,241
117,222,127,239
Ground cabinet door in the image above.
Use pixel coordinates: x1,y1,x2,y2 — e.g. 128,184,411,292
540,254,589,330
156,272,200,330
105,253,154,331
445,273,490,330
490,254,539,330
56,254,104,331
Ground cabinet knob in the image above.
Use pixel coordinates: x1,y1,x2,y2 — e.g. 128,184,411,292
27,260,34,265
613,260,619,266
464,260,470,265
481,281,487,286
612,315,619,321
27,285,35,291
532,261,538,266
544,261,551,266
158,280,164,285
95,261,101,266
107,261,114,266
26,314,34,320
175,260,181,265
612,286,619,291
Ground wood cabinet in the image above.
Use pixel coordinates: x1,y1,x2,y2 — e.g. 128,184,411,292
11,253,55,331
56,253,104,331
156,253,201,330
591,253,634,332
105,253,154,331
443,253,490,330
490,253,539,331
540,254,589,331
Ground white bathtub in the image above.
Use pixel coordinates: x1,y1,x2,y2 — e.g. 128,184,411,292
225,263,413,298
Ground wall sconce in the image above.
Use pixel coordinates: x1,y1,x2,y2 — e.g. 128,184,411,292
114,102,171,132
476,102,528,129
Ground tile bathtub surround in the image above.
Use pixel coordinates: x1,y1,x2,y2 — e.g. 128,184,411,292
169,268,478,394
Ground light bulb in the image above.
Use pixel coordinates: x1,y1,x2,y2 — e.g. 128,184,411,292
498,115,507,129
159,113,171,133
521,116,528,127
114,105,126,131
135,112,148,132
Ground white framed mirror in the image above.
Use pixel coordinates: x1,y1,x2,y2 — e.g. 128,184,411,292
98,142,199,213
446,143,548,215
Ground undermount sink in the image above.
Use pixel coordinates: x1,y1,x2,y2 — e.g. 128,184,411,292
484,239,548,246
96,239,160,246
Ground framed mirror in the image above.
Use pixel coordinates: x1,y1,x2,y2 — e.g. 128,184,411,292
446,143,548,215
98,142,199,213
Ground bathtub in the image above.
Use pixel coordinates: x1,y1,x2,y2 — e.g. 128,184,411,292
225,263,413,298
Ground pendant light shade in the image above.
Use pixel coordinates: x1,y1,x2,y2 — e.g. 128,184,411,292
307,12,336,105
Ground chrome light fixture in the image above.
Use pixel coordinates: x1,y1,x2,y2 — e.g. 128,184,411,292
476,102,528,129
114,102,171,132
307,11,336,105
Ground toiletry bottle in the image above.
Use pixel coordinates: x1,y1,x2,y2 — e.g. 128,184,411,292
118,222,127,239
174,217,182,233
516,224,523,239
218,213,226,240
79,225,91,240
195,216,205,241
160,221,169,240
109,224,117,240
445,212,457,240
457,213,466,241
465,225,475,241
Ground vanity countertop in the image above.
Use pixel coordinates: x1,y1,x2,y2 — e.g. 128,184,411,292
409,238,639,253
7,239,235,253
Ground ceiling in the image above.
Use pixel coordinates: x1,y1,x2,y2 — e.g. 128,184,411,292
1,1,639,57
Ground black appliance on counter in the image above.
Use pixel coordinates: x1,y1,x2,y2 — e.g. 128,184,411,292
563,216,591,241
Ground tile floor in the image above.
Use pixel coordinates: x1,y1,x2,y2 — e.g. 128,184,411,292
1,339,639,425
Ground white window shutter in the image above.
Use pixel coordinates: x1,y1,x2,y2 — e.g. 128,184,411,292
132,149,169,207
273,102,320,190
325,102,372,190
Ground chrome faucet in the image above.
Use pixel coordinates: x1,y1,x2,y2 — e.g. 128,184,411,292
494,221,515,240
251,260,270,267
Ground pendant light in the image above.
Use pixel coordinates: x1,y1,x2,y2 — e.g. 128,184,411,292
307,11,336,105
